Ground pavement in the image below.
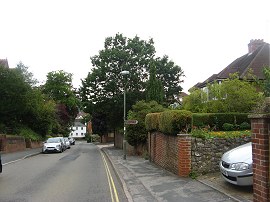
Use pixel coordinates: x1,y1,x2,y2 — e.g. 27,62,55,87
98,143,253,202
1,143,253,202
1,147,42,165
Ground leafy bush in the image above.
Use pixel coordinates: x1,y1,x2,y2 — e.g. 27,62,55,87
222,123,234,131
90,134,100,142
145,113,161,132
18,127,42,141
159,110,192,135
239,122,251,130
192,113,250,130
190,129,210,139
126,101,165,147
191,129,251,139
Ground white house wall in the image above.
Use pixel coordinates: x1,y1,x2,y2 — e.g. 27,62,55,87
69,126,87,138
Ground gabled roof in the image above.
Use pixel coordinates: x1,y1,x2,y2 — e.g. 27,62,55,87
217,43,269,80
195,74,218,88
73,121,86,127
0,59,9,68
191,40,270,90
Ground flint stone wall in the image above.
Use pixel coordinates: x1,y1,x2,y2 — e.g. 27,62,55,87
191,136,251,175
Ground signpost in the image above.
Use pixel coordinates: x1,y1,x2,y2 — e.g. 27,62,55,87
125,120,138,125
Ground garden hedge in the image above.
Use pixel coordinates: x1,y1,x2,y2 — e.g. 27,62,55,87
192,113,250,130
158,110,192,135
145,113,161,132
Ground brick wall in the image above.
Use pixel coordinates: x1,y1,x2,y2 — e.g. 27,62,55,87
149,132,191,176
0,134,42,153
249,114,270,202
149,131,251,177
5,136,26,153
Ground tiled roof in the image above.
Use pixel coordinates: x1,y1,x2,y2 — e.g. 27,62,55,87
217,43,269,80
191,41,270,90
73,121,86,127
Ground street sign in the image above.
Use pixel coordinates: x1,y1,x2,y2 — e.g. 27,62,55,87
125,120,138,125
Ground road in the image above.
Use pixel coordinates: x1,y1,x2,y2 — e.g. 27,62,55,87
0,142,128,202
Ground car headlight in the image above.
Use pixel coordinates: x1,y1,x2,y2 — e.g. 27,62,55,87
56,145,60,149
231,163,249,170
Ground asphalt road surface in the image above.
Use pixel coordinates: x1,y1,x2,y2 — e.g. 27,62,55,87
0,142,128,202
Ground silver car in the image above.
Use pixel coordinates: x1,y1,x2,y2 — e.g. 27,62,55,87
64,137,71,149
42,137,65,153
219,142,253,186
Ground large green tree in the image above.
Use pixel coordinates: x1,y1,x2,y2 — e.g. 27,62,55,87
43,70,79,135
0,65,31,129
15,61,38,86
146,63,164,104
155,55,184,103
0,63,56,138
183,76,263,113
80,33,184,134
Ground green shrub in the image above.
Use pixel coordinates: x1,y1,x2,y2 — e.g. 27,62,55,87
191,129,210,139
159,110,192,135
191,129,251,139
126,101,165,147
18,127,41,141
239,122,251,130
222,123,234,131
90,134,100,142
192,113,250,130
145,113,161,132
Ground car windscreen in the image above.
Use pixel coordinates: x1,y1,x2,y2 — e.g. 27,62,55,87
46,138,60,143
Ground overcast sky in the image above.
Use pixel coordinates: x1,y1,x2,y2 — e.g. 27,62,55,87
1,0,269,93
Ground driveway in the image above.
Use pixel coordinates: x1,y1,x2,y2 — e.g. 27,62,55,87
198,172,253,202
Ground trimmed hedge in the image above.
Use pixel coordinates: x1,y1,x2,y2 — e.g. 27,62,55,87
192,113,250,130
159,110,192,135
145,113,161,132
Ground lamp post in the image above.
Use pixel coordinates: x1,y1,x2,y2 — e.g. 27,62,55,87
120,70,129,160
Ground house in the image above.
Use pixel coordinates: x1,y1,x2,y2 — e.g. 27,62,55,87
192,39,270,90
0,59,9,68
170,92,189,108
69,121,87,139
69,112,87,139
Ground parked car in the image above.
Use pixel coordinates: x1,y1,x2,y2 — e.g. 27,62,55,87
64,137,71,149
68,137,75,145
219,142,253,186
42,137,65,153
0,154,2,173
58,137,67,151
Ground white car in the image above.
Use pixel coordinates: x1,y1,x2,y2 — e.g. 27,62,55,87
219,142,253,186
68,137,75,145
64,137,71,149
42,137,65,153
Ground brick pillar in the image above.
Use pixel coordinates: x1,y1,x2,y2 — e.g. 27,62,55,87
178,134,191,177
249,114,270,202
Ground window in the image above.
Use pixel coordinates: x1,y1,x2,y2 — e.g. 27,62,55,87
81,133,83,135
76,127,78,130
76,133,78,136
81,127,83,130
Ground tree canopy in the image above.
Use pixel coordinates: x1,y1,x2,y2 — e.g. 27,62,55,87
80,33,184,135
183,75,263,113
146,63,164,104
42,70,79,135
0,63,57,138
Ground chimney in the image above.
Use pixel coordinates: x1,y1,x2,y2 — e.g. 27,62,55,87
248,39,264,53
